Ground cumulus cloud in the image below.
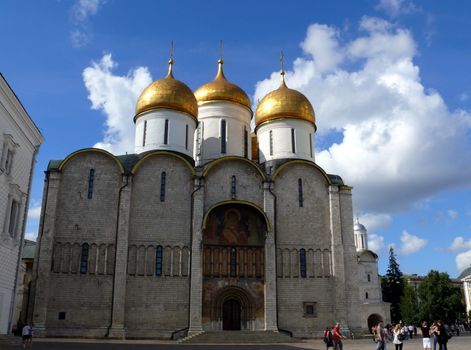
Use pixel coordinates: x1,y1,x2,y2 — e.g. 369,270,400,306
27,204,41,220
82,53,152,154
400,230,427,255
449,236,471,252
360,213,392,232
70,0,106,48
369,233,386,252
254,17,471,214
456,250,471,274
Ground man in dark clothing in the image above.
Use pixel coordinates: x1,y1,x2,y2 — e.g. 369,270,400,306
437,320,449,350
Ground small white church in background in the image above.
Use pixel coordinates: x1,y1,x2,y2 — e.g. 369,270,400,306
354,219,391,331
30,55,389,339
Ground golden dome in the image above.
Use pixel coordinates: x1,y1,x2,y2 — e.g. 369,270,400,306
255,72,316,129
135,59,198,121
194,59,251,111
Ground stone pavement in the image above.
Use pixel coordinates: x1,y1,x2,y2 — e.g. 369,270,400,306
0,335,470,350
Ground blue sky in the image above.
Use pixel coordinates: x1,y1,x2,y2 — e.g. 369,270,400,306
1,0,471,277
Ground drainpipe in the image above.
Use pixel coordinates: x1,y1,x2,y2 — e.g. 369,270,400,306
8,146,39,334
106,174,129,337
267,180,279,331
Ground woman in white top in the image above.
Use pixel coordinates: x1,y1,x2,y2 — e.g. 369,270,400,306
393,324,404,350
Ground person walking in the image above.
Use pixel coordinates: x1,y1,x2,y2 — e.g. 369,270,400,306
436,320,449,350
375,321,387,350
21,322,32,348
421,321,432,350
323,327,334,349
392,324,404,350
332,322,345,350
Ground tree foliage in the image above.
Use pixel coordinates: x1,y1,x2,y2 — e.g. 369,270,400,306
417,270,465,323
381,247,404,323
400,283,420,325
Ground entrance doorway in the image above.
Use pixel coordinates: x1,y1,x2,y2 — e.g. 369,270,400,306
367,314,384,332
223,299,241,330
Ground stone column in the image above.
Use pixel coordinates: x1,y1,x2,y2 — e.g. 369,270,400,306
31,172,61,336
188,177,204,335
329,186,348,325
107,175,132,339
263,181,278,331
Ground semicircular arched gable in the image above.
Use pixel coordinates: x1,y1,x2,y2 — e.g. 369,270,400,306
272,159,331,185
58,148,124,174
131,150,195,175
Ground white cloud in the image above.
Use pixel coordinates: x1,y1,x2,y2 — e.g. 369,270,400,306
456,250,471,273
360,213,392,232
400,230,427,255
82,53,152,154
376,0,417,17
447,209,458,220
70,0,106,48
254,17,471,214
368,233,386,252
27,204,41,220
25,232,37,242
449,236,471,252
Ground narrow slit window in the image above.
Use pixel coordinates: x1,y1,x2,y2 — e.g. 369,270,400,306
164,119,169,145
231,175,236,199
365,292,369,299
185,124,189,150
142,120,147,147
300,248,307,278
160,172,166,202
221,120,227,154
367,274,371,282
80,243,89,274
243,128,248,158
269,130,273,156
155,245,163,276
298,178,304,207
291,128,296,153
309,133,313,157
87,169,95,199
230,247,237,277
8,200,19,237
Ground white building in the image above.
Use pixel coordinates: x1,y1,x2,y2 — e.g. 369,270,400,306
354,218,391,330
0,73,43,334
458,267,471,319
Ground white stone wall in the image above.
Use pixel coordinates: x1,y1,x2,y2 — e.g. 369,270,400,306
0,75,43,334
256,119,315,163
134,109,197,157
195,102,252,166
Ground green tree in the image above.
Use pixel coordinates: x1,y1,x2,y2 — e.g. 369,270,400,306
400,283,420,325
417,270,465,323
381,247,404,323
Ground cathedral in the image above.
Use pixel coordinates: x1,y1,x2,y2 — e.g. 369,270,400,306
30,56,389,339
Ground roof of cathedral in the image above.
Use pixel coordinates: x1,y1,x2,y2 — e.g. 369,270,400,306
134,59,198,121
194,59,252,111
255,71,316,129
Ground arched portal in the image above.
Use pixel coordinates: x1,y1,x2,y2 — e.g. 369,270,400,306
201,202,267,331
368,314,384,332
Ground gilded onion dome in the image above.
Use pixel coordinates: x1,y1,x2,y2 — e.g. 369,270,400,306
135,59,198,121
194,59,251,111
255,71,316,129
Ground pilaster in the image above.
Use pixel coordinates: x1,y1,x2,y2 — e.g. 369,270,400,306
328,186,347,325
31,172,61,336
263,181,278,331
107,175,132,339
188,176,204,335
